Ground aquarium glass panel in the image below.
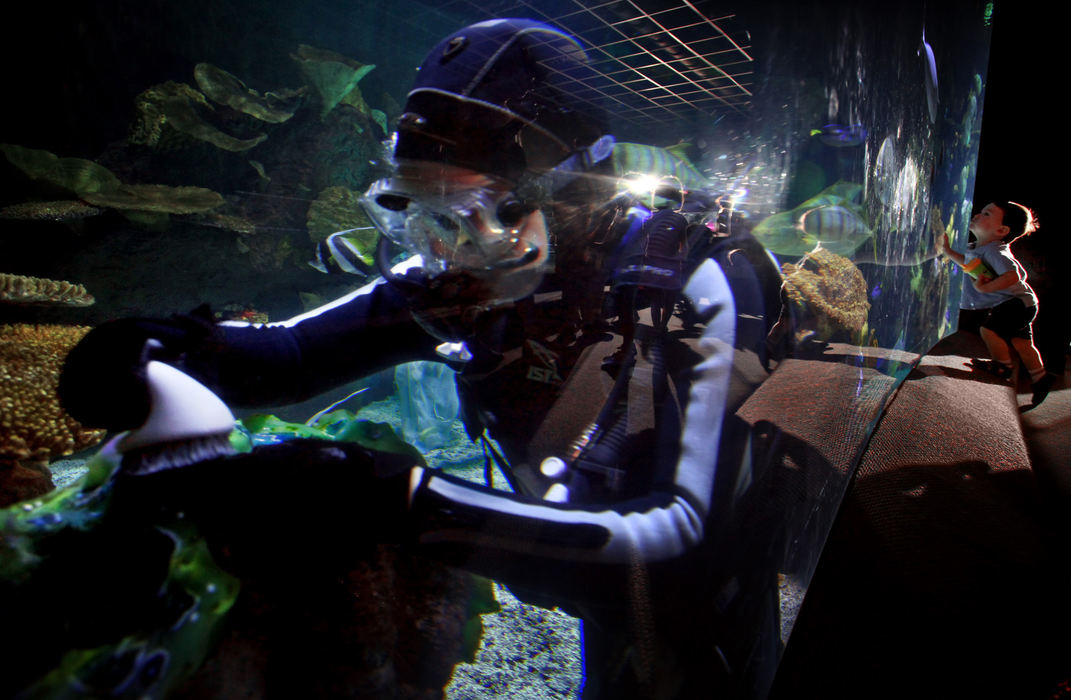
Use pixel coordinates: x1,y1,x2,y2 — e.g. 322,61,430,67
0,0,991,697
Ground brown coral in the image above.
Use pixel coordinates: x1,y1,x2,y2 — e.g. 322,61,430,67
781,245,870,340
236,233,295,273
0,273,94,307
193,211,257,235
1,144,121,196
0,200,102,222
129,81,267,153
306,186,371,241
194,63,304,124
0,324,106,462
82,184,224,215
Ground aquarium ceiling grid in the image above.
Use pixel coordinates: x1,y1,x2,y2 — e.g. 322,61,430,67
422,0,753,128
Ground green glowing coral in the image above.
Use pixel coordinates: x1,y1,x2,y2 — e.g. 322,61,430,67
291,44,375,118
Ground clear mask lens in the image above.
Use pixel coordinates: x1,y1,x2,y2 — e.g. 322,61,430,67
361,176,534,272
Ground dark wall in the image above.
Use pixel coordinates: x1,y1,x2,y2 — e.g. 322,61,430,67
975,3,1067,371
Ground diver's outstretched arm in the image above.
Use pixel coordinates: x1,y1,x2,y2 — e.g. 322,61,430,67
60,274,439,429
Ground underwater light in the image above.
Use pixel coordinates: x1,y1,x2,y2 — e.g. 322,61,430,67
624,174,662,197
726,188,749,207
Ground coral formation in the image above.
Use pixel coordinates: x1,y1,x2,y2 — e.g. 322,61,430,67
0,324,105,461
781,246,870,340
0,273,94,306
1,143,121,196
0,200,102,222
129,81,267,153
291,44,375,118
306,185,377,250
0,324,106,505
217,304,269,324
193,211,257,235
194,63,305,124
339,83,388,135
378,91,403,129
236,233,295,272
82,184,224,215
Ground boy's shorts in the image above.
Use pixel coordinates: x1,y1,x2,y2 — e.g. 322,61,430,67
979,298,1037,340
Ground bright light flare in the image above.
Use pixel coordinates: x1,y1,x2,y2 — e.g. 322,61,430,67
623,173,662,196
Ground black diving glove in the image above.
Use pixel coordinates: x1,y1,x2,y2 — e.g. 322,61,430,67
58,305,219,431
112,439,420,573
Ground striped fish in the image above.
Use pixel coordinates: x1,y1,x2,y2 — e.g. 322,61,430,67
799,205,868,247
308,227,378,277
612,142,710,192
752,181,873,257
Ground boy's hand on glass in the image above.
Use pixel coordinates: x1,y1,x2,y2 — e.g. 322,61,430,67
935,232,950,257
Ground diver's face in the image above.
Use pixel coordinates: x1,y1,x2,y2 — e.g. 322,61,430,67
362,161,550,302
380,161,548,271
969,203,1009,245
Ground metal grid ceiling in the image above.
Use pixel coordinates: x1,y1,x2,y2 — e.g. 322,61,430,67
413,0,753,130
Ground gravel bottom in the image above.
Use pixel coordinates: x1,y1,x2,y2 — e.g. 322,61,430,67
446,584,583,700
48,458,90,489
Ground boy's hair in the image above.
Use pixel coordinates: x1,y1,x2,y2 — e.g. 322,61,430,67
993,201,1039,243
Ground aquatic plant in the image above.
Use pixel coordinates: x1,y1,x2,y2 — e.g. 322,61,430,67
237,410,427,468
0,445,240,697
0,405,506,696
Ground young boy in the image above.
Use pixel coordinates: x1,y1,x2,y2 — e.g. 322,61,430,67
937,201,1055,406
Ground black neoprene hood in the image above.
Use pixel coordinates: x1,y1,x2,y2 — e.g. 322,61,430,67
394,18,608,182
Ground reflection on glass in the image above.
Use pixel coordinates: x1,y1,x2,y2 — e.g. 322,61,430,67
0,1,991,698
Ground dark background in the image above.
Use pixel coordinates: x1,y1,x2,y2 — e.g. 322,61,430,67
974,2,1067,371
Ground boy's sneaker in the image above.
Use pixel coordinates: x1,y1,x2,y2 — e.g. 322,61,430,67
970,358,1013,381
1031,373,1057,406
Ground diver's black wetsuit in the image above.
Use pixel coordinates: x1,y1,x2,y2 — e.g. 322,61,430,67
171,225,785,696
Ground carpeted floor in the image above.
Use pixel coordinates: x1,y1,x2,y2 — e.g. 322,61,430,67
770,332,1071,700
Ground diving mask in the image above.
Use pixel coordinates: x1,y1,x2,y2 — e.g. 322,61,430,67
360,167,543,274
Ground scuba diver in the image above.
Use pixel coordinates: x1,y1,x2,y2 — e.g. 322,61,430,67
59,18,786,698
